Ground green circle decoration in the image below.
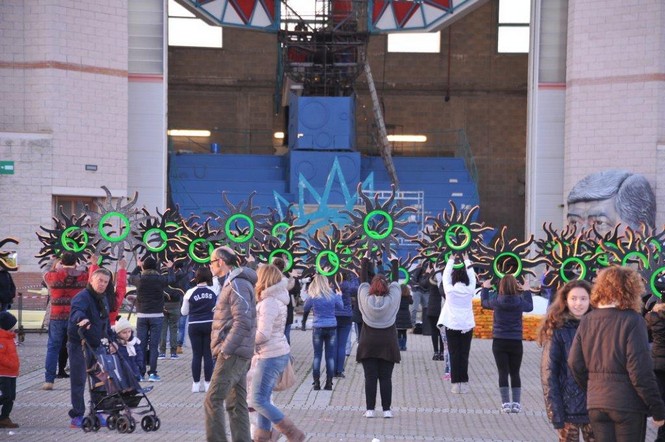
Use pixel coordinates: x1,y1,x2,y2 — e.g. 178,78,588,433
315,250,340,276
650,266,665,299
622,251,648,268
271,222,291,242
269,248,294,272
143,228,168,253
225,214,254,244
399,267,410,284
559,257,587,282
61,226,88,252
363,210,393,241
99,212,131,243
492,252,523,279
445,224,472,251
444,251,465,269
188,238,214,264
595,242,619,267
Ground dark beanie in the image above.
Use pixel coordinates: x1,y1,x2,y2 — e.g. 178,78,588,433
0,311,17,331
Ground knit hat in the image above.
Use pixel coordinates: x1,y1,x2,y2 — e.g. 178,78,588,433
0,311,17,331
114,317,133,334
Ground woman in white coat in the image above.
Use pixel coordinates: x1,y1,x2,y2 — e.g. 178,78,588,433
438,253,476,394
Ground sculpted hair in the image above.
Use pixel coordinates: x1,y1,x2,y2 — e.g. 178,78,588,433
567,169,656,229
213,246,238,267
498,274,519,295
537,280,592,345
451,267,469,286
255,264,283,302
271,257,286,272
401,284,411,298
61,251,77,266
591,266,644,312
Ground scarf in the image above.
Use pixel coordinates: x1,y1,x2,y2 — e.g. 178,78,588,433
86,283,109,320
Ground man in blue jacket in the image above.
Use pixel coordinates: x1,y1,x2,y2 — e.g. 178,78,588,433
67,268,113,428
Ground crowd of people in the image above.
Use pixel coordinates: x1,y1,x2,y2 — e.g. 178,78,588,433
3,248,665,442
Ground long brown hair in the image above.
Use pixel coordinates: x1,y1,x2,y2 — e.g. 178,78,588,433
592,266,644,312
537,279,592,346
498,274,519,295
255,264,283,302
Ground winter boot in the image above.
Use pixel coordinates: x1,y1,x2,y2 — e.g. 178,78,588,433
324,377,333,390
274,416,305,442
253,428,272,442
312,376,320,390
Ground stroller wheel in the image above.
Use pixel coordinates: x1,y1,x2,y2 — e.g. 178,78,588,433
153,416,161,431
116,416,129,433
81,416,93,433
91,415,101,432
107,414,118,431
141,415,155,432
127,417,136,433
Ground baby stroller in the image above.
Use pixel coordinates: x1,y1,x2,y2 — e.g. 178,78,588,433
78,329,160,433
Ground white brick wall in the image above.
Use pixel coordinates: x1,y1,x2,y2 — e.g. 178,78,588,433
564,0,665,227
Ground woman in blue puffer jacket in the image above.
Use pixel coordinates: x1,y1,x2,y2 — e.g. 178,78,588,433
480,274,533,413
538,280,594,442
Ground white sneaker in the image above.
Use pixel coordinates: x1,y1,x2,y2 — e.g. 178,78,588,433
364,410,375,418
192,381,200,393
204,381,210,392
383,410,393,418
451,383,461,394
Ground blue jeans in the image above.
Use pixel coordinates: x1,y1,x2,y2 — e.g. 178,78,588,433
284,324,292,345
67,340,93,418
45,319,68,382
137,316,164,376
177,314,188,346
335,322,352,375
312,326,336,379
249,354,290,431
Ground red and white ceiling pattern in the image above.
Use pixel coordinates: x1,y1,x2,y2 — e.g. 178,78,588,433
178,0,278,31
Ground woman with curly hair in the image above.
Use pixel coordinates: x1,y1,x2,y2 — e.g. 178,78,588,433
568,266,665,441
538,280,595,441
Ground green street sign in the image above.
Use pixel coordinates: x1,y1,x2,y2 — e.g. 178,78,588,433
0,161,14,175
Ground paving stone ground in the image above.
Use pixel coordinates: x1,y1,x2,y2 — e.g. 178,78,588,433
5,318,661,442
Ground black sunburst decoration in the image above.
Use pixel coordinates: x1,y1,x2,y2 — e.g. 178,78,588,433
415,202,491,272
303,225,358,284
84,186,149,260
342,184,416,262
35,208,97,268
0,237,19,271
254,207,310,273
475,226,548,284
208,191,269,260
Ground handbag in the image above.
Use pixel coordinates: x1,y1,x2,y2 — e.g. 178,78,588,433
273,356,296,391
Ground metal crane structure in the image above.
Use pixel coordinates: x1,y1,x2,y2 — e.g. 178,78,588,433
175,0,486,188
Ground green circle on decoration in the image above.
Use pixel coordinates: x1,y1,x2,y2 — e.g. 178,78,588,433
316,250,340,276
188,238,214,264
650,267,665,299
363,210,393,240
399,267,410,284
622,251,648,268
595,242,619,267
269,248,294,272
445,224,472,251
143,228,168,253
61,226,88,252
99,212,131,243
492,252,523,279
559,257,587,282
225,214,254,244
444,251,465,269
271,222,291,242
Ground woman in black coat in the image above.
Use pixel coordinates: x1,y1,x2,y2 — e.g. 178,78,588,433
569,266,665,441
395,285,413,351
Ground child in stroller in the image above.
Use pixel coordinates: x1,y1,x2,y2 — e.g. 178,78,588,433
113,317,144,382
79,327,160,433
